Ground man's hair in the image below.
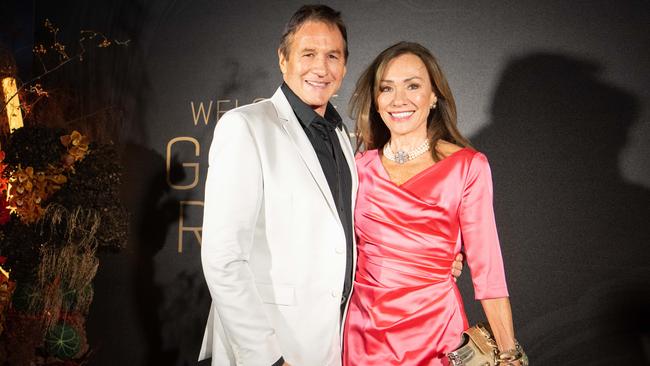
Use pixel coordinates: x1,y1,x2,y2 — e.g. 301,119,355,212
279,5,349,62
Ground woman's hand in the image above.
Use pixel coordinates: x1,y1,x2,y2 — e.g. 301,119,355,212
451,252,464,281
497,361,522,366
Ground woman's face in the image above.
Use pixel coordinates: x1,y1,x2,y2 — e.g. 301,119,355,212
376,53,437,141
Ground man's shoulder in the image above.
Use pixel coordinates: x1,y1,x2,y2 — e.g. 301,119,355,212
222,98,278,123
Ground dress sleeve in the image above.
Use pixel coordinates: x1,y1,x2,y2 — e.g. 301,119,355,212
459,152,509,300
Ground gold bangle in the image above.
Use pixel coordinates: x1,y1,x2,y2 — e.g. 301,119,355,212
496,341,527,365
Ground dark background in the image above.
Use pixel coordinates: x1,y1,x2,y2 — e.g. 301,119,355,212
3,0,649,364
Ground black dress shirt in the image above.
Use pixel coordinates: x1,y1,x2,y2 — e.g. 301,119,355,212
272,83,354,366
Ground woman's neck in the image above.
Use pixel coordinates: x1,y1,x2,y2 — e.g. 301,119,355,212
388,134,429,152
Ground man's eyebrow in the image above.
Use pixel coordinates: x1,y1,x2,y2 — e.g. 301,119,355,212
298,48,343,54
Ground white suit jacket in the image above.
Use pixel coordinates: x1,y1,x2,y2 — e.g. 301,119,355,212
199,88,358,366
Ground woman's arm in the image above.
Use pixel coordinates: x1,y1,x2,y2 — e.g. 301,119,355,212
460,153,525,363
480,297,516,351
481,297,524,364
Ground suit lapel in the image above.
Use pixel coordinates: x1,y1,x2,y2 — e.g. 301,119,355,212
270,88,340,222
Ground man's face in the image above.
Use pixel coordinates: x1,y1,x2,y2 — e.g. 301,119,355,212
279,21,347,116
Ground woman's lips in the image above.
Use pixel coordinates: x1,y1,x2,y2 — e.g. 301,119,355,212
388,111,414,121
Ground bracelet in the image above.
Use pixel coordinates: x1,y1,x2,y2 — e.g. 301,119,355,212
496,341,526,365
497,350,522,363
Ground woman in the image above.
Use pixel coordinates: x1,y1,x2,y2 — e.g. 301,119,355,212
343,42,524,365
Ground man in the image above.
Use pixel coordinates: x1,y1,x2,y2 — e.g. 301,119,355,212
199,5,462,366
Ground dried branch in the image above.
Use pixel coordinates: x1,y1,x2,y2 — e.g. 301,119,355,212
1,20,129,115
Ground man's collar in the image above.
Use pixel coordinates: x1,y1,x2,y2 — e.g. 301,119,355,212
281,82,342,129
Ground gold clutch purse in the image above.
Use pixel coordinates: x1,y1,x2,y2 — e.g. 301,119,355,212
447,323,528,366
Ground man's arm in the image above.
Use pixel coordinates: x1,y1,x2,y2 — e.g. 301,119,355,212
201,111,282,365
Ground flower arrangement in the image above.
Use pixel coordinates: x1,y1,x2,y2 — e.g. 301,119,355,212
0,127,127,365
0,20,128,366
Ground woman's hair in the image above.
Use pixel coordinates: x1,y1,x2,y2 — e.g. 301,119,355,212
350,41,471,160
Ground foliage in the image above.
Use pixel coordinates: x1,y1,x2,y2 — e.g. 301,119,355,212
44,323,81,360
0,18,128,366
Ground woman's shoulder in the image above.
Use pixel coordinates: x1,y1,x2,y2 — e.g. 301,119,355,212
437,140,467,157
355,149,379,163
354,149,379,172
436,140,489,167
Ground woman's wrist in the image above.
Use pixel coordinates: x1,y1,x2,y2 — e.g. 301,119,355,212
496,340,527,365
497,339,516,352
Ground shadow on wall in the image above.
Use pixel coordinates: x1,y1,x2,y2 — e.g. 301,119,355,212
129,143,182,365
87,1,211,364
470,53,650,364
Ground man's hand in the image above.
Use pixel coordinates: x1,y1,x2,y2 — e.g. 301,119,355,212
451,252,464,281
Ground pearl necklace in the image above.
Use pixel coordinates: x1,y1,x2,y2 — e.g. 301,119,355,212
383,139,431,164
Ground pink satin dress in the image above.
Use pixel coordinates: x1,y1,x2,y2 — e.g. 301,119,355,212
343,148,509,365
